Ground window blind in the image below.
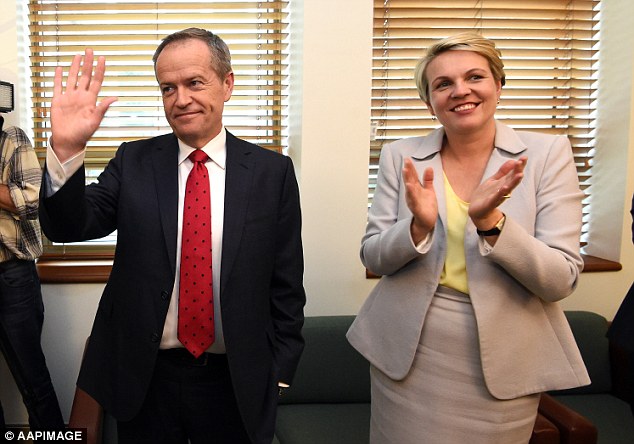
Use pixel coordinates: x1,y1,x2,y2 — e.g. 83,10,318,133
371,0,600,245
27,0,289,253
28,0,288,168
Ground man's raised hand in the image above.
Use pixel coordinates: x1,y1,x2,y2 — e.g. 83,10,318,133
50,48,117,162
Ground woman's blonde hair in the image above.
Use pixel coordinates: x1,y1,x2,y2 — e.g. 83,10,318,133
414,32,505,103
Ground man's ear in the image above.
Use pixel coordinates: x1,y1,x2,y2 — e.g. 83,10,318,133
223,72,235,102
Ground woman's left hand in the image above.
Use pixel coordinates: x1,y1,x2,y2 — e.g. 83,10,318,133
469,156,527,228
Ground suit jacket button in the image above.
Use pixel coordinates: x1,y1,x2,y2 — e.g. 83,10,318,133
151,333,160,342
161,290,170,300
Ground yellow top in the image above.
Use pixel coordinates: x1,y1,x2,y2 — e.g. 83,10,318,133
439,173,469,294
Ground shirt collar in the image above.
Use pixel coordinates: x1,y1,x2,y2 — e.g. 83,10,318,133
177,127,227,170
411,119,527,161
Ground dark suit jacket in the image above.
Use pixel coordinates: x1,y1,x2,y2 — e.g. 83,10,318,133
39,131,306,444
607,193,634,353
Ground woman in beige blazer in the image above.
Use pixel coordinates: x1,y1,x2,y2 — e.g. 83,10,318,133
347,33,590,444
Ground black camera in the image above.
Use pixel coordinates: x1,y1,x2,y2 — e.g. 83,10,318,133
0,81,15,113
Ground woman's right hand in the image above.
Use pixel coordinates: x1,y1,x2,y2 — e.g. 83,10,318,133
51,48,117,162
403,158,437,244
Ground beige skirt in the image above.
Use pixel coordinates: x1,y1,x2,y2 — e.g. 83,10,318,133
370,286,540,444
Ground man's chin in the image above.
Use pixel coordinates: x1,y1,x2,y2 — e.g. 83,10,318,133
171,125,196,141
173,132,214,149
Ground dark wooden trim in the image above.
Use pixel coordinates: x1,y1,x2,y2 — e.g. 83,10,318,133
37,258,112,283
34,253,623,284
580,254,622,272
366,254,623,279
365,269,381,279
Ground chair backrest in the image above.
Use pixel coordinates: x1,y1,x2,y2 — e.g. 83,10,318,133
279,316,370,404
552,311,612,395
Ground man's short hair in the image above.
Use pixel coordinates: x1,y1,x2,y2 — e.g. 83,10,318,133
153,27,232,78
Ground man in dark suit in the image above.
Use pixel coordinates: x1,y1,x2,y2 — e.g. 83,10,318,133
607,192,634,415
38,28,305,444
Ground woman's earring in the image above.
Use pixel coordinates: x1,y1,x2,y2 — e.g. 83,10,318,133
431,115,437,120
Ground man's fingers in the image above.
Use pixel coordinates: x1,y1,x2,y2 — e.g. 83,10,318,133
78,49,95,91
96,97,118,118
66,53,82,91
53,66,63,97
89,56,107,95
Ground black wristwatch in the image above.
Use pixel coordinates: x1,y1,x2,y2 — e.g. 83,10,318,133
476,214,506,236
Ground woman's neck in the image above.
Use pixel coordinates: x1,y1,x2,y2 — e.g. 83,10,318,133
442,121,496,159
440,122,497,202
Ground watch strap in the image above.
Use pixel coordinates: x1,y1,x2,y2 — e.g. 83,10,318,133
476,214,506,236
476,226,501,236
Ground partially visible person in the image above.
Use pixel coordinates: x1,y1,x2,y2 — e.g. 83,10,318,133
347,32,590,444
0,115,64,434
39,28,305,444
607,192,634,415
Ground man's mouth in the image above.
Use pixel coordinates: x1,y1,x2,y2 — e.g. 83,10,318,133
175,111,199,119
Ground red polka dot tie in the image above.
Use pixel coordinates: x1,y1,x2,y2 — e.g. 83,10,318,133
178,149,214,357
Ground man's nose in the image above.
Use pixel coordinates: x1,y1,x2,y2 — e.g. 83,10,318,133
174,87,192,107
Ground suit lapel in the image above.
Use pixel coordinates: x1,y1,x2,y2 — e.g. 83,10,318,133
152,134,180,276
220,131,254,291
482,120,528,180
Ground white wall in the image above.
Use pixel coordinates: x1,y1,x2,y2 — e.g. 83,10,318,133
290,0,376,315
559,0,634,315
0,0,632,425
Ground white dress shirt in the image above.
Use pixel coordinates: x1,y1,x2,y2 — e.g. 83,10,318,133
46,129,228,354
